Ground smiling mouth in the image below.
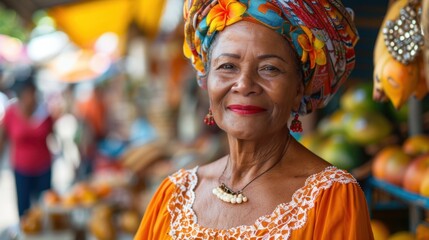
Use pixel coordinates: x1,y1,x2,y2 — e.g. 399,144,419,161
227,105,267,115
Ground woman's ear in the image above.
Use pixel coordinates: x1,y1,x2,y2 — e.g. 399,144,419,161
199,75,208,90
292,81,304,112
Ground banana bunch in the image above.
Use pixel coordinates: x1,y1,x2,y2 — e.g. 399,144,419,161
373,0,428,109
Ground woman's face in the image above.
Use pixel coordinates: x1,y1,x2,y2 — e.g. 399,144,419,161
20,87,37,109
207,21,303,140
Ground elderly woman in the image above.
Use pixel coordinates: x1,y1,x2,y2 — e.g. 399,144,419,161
135,0,373,239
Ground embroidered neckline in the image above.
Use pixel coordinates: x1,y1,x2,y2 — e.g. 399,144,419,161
168,165,357,239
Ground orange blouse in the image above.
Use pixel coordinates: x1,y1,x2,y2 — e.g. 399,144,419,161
134,166,374,240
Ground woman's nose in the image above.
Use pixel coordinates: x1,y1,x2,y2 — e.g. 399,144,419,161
231,70,262,96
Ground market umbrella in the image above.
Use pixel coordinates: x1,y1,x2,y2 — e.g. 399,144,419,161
48,0,167,52
48,0,133,54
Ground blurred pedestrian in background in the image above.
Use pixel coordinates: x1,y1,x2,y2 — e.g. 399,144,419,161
74,83,108,179
0,68,55,217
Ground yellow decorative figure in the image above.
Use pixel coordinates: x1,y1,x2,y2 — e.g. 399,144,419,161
372,0,427,108
379,53,419,109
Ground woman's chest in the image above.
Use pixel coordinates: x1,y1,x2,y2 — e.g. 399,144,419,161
7,115,52,141
191,177,307,229
166,166,352,239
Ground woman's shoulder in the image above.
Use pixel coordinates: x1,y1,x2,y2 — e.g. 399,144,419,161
168,166,199,186
3,102,19,125
145,167,200,207
288,166,360,215
167,157,226,190
4,101,18,114
305,166,358,189
291,141,358,186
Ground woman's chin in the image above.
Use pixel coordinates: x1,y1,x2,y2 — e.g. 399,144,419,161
223,126,274,141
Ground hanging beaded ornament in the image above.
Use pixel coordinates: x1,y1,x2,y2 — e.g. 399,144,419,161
383,2,424,64
290,114,303,132
204,109,215,126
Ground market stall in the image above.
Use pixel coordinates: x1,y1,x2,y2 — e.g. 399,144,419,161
1,0,429,239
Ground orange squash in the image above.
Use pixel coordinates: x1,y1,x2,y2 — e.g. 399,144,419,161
419,168,429,197
416,222,429,240
372,146,412,186
371,220,390,240
403,154,429,193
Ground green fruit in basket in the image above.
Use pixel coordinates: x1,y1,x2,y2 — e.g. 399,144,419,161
319,135,363,170
317,110,347,136
341,83,384,112
343,111,392,145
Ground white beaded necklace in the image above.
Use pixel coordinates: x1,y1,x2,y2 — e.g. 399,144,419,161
212,135,292,204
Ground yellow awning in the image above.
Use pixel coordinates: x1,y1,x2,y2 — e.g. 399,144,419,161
48,0,167,52
134,0,167,39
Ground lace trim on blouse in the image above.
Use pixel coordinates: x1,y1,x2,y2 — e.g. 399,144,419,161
167,166,357,239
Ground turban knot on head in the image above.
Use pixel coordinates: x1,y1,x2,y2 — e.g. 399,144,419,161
183,0,359,114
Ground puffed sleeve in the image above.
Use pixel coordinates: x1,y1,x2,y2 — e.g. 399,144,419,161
312,182,374,240
134,177,176,240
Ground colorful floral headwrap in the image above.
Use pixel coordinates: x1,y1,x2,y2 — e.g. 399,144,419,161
183,0,359,114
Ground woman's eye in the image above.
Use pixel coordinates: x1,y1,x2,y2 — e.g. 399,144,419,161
260,65,280,72
217,63,235,70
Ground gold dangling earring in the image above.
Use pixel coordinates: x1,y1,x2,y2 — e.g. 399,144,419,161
204,108,215,126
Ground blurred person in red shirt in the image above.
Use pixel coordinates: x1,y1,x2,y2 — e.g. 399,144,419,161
0,69,55,217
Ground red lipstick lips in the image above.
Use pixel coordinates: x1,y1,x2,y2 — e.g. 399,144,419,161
227,105,266,115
